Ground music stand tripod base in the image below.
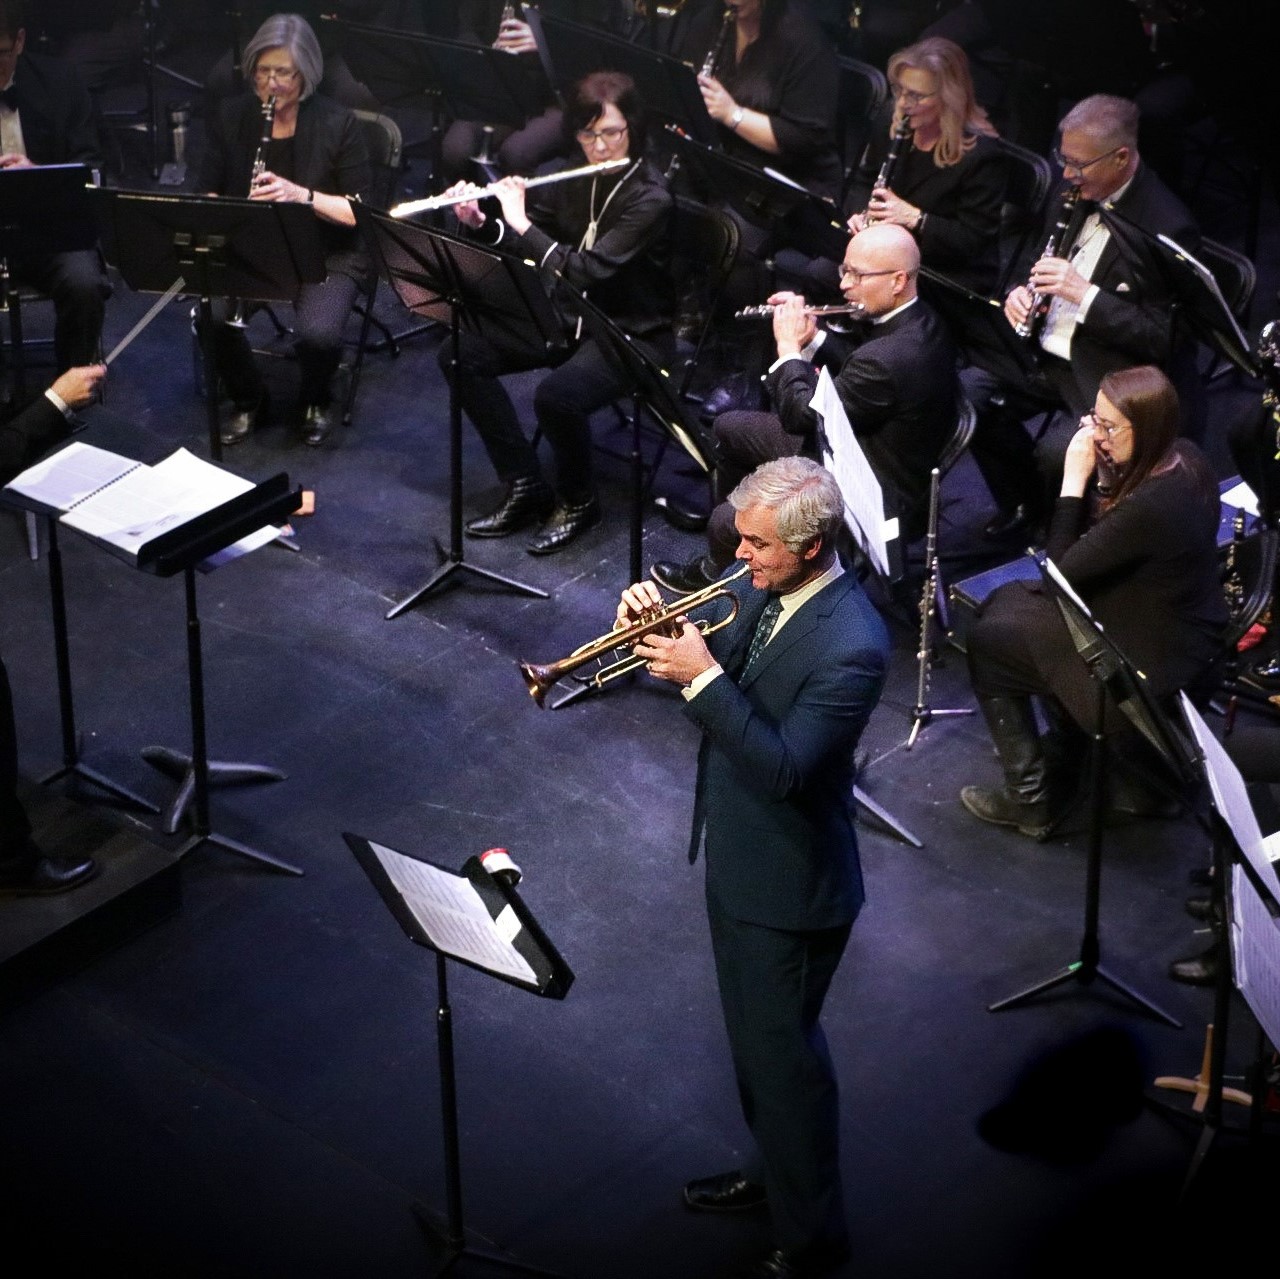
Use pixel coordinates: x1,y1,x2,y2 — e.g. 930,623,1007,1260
385,538,549,621
141,745,287,833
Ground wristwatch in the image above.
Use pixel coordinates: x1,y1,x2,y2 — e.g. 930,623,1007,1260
729,106,745,131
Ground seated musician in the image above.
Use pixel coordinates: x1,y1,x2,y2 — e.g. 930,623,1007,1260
0,0,111,371
963,94,1199,540
1,364,106,897
199,12,372,448
652,223,957,594
960,366,1226,840
438,70,674,556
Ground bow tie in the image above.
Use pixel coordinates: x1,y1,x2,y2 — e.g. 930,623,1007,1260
0,84,18,111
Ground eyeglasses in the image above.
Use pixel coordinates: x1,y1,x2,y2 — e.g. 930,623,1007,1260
253,65,301,84
839,266,896,284
891,85,935,107
1085,411,1129,439
575,125,628,144
1053,144,1124,174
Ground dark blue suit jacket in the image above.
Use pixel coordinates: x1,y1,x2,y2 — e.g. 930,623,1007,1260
684,570,890,932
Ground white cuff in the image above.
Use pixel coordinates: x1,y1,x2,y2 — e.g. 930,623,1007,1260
44,387,73,419
681,663,724,700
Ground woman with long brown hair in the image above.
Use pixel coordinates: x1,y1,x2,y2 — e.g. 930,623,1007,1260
959,365,1227,838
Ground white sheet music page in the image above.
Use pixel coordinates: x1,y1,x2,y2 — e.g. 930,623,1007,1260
368,842,536,984
1231,865,1280,1052
3,441,138,510
810,368,892,577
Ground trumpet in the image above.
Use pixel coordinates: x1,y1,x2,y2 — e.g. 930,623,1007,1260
519,564,751,707
390,159,629,219
736,302,866,320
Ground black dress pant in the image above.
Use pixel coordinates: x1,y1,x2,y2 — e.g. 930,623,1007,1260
205,273,361,409
707,898,851,1255
13,250,111,372
0,655,32,861
438,324,675,504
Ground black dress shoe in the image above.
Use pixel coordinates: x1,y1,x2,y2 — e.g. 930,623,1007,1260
526,497,601,555
0,853,99,897
982,503,1033,541
654,494,709,533
301,403,335,447
1188,866,1214,888
651,556,721,595
1185,894,1217,922
1169,940,1220,986
738,1241,852,1279
466,477,554,538
220,393,268,446
682,1170,767,1213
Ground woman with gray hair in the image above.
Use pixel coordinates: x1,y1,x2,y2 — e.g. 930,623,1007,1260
199,12,371,447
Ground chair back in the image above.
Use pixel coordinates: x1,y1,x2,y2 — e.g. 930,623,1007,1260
938,392,977,476
671,195,741,399
990,135,1053,293
836,56,889,203
352,109,404,211
1197,237,1257,324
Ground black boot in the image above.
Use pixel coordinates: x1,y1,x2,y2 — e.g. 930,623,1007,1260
465,477,554,538
960,694,1056,840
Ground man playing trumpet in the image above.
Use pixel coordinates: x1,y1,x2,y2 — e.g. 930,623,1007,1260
621,456,889,1279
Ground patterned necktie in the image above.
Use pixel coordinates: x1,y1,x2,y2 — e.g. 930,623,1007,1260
741,595,782,676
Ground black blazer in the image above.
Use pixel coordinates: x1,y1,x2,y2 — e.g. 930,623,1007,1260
684,571,890,930
1017,164,1199,410
766,300,958,537
200,93,373,280
7,51,99,167
1,396,70,485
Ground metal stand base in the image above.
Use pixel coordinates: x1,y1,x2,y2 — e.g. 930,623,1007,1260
853,782,923,849
142,745,286,835
40,757,159,817
386,543,549,620
905,704,973,750
988,955,1180,1026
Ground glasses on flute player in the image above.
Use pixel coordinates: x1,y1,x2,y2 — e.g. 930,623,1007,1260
574,125,628,144
839,266,896,284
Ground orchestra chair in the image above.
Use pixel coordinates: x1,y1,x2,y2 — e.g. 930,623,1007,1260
1195,236,1257,384
836,55,889,209
341,108,405,426
672,194,742,403
990,134,1053,295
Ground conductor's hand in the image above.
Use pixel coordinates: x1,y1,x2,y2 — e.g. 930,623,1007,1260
488,175,530,235
773,294,815,359
1004,284,1034,330
50,364,107,410
444,179,487,228
0,151,34,169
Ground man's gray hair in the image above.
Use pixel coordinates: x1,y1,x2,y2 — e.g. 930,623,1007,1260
1059,94,1139,153
242,12,324,100
728,457,845,553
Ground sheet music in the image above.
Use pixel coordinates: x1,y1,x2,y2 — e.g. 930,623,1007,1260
810,368,893,577
4,441,138,511
369,841,536,984
1040,555,1092,619
1231,864,1280,1052
1220,479,1260,518
1180,694,1280,903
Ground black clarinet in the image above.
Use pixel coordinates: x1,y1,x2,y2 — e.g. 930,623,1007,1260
1014,185,1082,342
861,116,912,221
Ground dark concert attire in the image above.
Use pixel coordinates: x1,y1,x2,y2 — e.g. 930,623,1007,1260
1,394,72,867
440,157,674,507
964,162,1200,521
1,50,110,371
198,92,372,414
685,562,889,1263
968,446,1227,735
705,299,957,567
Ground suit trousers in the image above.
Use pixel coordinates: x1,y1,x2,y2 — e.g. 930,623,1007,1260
0,654,32,861
438,324,674,503
707,898,851,1254
12,249,111,371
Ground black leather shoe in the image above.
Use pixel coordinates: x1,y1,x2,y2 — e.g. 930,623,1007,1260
301,403,335,447
466,478,554,538
682,1170,767,1213
737,1241,852,1278
651,556,720,594
1185,895,1216,922
526,497,601,555
982,503,1033,541
0,853,99,897
1169,941,1220,986
654,494,709,533
220,393,268,446
1188,866,1214,888
959,784,1054,840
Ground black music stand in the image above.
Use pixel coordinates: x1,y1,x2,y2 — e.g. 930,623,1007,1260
988,551,1197,1025
664,126,847,258
346,834,572,1278
355,207,553,618
136,474,304,875
92,188,327,462
528,8,718,145
0,163,99,402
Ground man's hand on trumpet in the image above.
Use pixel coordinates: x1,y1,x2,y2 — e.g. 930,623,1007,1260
617,582,717,686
